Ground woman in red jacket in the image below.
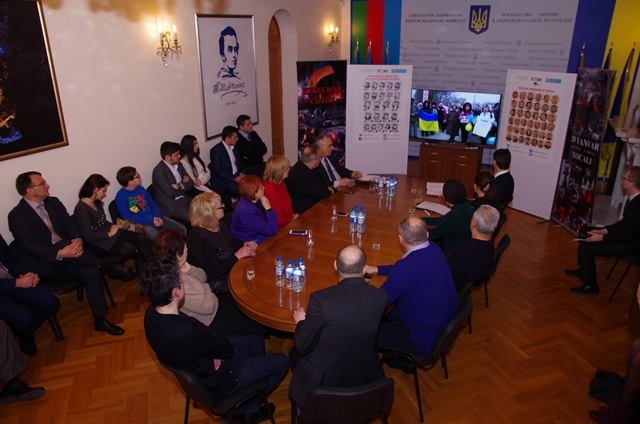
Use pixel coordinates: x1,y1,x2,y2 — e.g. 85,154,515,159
262,155,297,228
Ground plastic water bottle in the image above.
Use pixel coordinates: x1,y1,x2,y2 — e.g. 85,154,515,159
356,207,365,234
377,176,385,194
298,257,306,288
292,263,303,293
285,260,294,290
349,207,357,233
275,256,284,287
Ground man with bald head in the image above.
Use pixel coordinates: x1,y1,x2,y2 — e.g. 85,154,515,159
289,245,387,409
366,216,457,356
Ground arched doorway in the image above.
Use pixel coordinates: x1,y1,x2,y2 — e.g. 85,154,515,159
268,17,284,155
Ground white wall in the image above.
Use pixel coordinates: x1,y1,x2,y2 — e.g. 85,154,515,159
0,0,345,239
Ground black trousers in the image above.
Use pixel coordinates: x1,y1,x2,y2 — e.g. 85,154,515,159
0,285,59,337
0,320,27,384
578,241,637,289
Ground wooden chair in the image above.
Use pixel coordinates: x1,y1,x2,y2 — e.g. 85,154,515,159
291,378,395,424
379,295,472,423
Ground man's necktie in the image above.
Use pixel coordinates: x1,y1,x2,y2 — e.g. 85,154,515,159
37,204,62,244
323,158,337,183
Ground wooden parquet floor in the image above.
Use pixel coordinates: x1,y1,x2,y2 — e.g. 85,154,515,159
1,208,638,423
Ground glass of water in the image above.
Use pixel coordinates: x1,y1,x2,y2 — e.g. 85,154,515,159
245,257,255,280
307,229,314,247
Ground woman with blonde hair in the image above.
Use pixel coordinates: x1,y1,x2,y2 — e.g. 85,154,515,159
187,192,256,295
263,155,296,228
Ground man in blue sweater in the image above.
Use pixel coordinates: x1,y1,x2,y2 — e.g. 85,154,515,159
365,216,457,355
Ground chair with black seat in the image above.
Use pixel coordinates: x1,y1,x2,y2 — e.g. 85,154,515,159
607,255,640,302
108,199,122,222
379,295,472,423
291,377,395,424
476,234,511,308
162,363,275,424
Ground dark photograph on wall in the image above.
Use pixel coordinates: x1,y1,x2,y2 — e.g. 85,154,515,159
297,60,347,161
0,0,67,161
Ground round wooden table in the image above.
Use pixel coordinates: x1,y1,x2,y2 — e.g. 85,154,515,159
229,175,432,332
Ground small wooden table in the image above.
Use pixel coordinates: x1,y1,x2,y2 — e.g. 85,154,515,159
229,175,431,332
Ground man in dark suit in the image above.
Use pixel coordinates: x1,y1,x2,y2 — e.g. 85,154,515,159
492,148,514,211
286,146,334,214
567,166,640,294
0,234,59,356
152,141,194,224
8,172,123,336
289,245,387,408
314,135,362,190
236,114,267,176
210,126,244,204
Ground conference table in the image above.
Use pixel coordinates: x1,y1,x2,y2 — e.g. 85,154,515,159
229,175,437,332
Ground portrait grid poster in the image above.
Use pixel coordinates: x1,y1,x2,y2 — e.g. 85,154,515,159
196,14,258,140
297,60,347,161
551,68,615,234
0,0,67,161
345,64,413,174
498,68,576,219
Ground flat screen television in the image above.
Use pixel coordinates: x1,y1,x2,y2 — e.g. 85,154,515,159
410,89,502,146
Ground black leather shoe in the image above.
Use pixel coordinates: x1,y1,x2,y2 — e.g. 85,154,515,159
235,402,276,423
0,378,45,404
19,333,37,356
570,284,599,295
102,264,137,281
94,318,125,336
564,268,581,278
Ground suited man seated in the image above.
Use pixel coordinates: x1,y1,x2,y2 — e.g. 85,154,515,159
0,233,59,356
285,146,334,214
152,141,194,225
566,166,640,295
8,172,123,336
492,148,514,211
210,126,244,208
236,114,267,177
289,245,387,409
314,135,362,190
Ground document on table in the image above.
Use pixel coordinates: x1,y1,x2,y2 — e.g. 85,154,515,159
357,174,378,182
416,201,451,216
426,182,444,197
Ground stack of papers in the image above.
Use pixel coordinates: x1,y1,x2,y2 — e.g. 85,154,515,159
416,201,451,216
426,182,444,196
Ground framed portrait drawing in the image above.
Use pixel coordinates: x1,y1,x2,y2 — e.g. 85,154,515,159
0,0,67,161
195,14,259,140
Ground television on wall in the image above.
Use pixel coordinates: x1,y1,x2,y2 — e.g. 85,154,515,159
410,88,502,146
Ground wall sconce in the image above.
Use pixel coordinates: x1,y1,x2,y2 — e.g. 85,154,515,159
157,22,182,66
327,25,339,51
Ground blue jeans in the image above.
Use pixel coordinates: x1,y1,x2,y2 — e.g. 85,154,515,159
228,335,288,412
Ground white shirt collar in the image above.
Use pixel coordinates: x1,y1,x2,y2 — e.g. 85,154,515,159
494,169,509,178
402,241,429,258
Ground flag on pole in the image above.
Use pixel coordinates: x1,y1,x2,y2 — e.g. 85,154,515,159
611,43,636,118
353,39,360,64
366,39,372,64
578,42,586,68
602,43,612,69
384,40,390,65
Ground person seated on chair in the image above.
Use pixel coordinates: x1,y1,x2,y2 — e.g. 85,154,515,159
314,134,361,190
0,234,59,356
424,179,474,253
231,175,277,244
0,320,45,403
470,171,499,210
187,191,257,295
566,166,640,295
447,205,499,293
209,126,244,205
180,134,212,194
492,148,514,211
286,146,334,214
115,166,186,241
263,155,297,229
74,174,152,281
8,171,123,336
153,229,266,337
365,216,457,356
141,255,287,422
236,115,268,177
152,141,194,225
289,245,387,409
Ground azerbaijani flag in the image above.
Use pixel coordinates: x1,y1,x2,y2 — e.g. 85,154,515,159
351,0,402,65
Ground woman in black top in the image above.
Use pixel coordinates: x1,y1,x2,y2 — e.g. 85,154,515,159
74,174,152,278
470,171,499,210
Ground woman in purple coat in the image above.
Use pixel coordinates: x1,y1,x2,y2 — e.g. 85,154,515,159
231,175,278,244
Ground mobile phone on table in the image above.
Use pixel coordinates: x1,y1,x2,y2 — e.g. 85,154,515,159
289,229,309,236
336,211,348,217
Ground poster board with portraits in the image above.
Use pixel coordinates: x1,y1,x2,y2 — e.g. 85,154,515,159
0,0,67,162
345,65,413,174
498,69,576,219
196,14,258,140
